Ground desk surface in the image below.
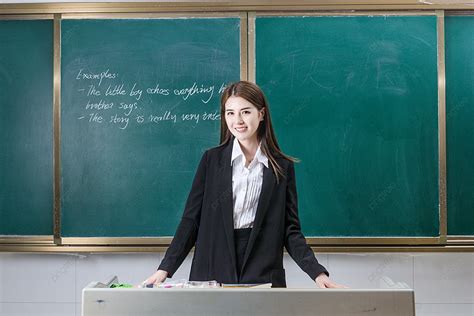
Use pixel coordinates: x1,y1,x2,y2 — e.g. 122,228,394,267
82,284,415,316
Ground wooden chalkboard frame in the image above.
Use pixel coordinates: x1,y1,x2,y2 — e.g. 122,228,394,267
0,1,473,14
0,14,56,245
445,11,474,246
57,12,248,246
249,10,446,246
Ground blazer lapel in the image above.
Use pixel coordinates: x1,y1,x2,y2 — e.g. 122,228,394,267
218,140,238,281
241,165,276,274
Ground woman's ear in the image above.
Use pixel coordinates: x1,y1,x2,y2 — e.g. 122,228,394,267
259,108,265,121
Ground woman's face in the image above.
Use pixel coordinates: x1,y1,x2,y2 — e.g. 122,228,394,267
224,96,264,143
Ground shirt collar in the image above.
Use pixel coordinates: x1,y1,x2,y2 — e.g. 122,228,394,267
231,137,269,168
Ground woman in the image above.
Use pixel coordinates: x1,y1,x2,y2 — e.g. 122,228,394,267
145,81,343,288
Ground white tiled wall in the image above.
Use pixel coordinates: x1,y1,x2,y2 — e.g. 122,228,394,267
328,253,414,289
416,304,474,316
0,303,75,316
414,254,474,304
1,252,473,316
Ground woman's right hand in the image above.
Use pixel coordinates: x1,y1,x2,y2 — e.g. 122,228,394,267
143,269,168,286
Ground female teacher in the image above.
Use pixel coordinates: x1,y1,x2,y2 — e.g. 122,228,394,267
145,81,344,288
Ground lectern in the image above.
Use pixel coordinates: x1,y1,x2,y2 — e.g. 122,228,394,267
82,282,415,316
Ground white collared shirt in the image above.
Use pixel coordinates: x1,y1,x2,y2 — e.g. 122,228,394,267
231,137,269,229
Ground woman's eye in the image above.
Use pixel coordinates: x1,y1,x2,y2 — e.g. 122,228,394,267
226,112,234,116
242,111,251,115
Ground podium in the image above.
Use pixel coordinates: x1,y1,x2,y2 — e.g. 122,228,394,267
82,282,415,316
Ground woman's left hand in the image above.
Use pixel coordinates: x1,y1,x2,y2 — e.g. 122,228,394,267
315,273,348,289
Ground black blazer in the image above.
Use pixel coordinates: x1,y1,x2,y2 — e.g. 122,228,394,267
158,138,328,287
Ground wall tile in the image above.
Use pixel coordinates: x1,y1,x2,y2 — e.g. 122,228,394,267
416,303,474,316
0,254,75,303
327,253,414,289
414,253,474,304
0,303,75,316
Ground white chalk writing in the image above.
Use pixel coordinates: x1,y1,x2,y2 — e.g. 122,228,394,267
74,69,229,130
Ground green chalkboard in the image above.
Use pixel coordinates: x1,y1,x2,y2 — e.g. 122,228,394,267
60,18,241,237
446,16,474,236
0,20,53,236
256,15,439,237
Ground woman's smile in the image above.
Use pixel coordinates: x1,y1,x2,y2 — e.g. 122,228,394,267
235,126,248,133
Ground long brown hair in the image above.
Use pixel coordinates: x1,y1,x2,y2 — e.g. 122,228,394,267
219,81,298,183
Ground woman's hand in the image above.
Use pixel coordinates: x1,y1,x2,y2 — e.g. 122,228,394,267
315,273,348,289
143,269,168,286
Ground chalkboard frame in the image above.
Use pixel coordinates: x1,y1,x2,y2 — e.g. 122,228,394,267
445,12,474,245
249,11,445,246
0,14,56,245
1,5,474,251
57,12,247,245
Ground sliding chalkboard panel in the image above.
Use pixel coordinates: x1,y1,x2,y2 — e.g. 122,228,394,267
256,15,439,237
0,20,53,236
61,18,240,237
446,15,474,236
